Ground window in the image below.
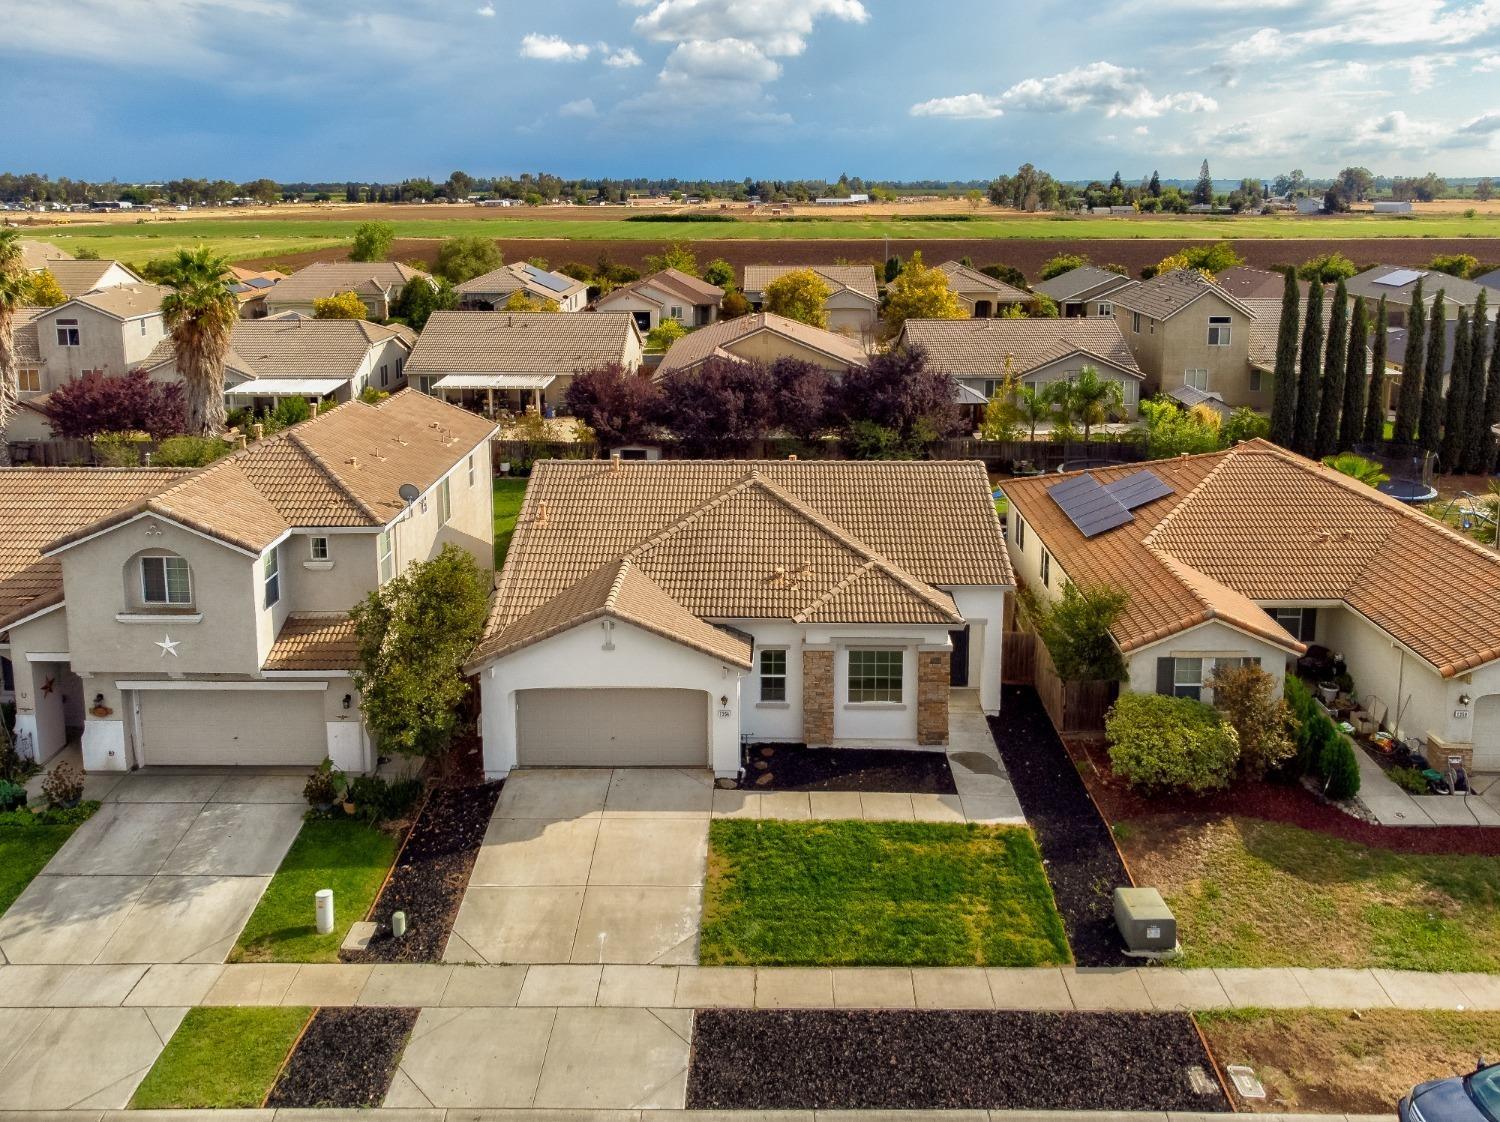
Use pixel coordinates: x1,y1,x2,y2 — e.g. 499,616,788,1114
55,318,80,347
1098,302,1114,317
1271,606,1315,640
437,477,452,523
1249,369,1263,393
309,536,329,561
1172,657,1203,700
378,530,394,583
1184,369,1208,391
140,556,191,605
396,357,405,378
380,364,389,387
18,367,41,392
467,454,476,486
262,547,280,608
669,306,684,321
1040,549,1051,586
982,379,1001,399
1131,311,1142,334
1207,315,1232,346
759,649,787,703
1014,515,1026,550
140,319,148,336
847,649,903,703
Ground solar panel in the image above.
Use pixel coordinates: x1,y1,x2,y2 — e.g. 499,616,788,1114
1048,473,1134,538
523,264,572,293
246,277,274,289
1102,470,1174,512
1374,268,1424,288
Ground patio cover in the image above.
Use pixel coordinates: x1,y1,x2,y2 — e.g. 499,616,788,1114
432,373,556,390
953,382,990,406
225,377,347,396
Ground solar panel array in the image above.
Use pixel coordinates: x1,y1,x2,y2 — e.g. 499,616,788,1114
1048,469,1174,539
1103,470,1175,510
523,264,573,293
1374,268,1424,288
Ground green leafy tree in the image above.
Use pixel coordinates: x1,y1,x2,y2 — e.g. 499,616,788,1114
884,255,903,283
502,290,558,313
643,242,699,276
1418,288,1448,454
1106,692,1239,793
159,247,238,435
23,269,67,307
1441,307,1472,471
1338,294,1369,451
1293,277,1325,455
702,258,734,289
763,268,831,328
313,290,368,319
1024,582,1128,681
1137,396,1222,457
1222,406,1270,445
645,318,686,352
1297,251,1357,283
1268,268,1301,448
1362,297,1389,445
1039,253,1088,281
1427,252,1478,278
350,221,395,262
881,251,967,340
433,236,502,284
1463,290,1492,472
1057,365,1124,441
1314,279,1349,457
1322,452,1389,487
1015,383,1061,442
350,544,490,760
390,276,457,331
1206,662,1295,778
1392,279,1425,444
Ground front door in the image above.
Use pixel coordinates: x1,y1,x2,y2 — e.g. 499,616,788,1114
949,627,970,687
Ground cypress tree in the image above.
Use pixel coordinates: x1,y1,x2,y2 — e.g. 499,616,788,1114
1440,306,1470,471
1392,279,1425,445
1362,297,1389,445
1461,290,1490,472
1482,302,1500,474
1293,277,1324,456
1315,278,1349,457
1418,288,1447,454
1268,268,1301,448
1339,295,1369,451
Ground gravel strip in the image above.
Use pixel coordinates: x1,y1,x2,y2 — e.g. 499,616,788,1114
687,1008,1229,1112
266,1006,418,1109
742,743,958,793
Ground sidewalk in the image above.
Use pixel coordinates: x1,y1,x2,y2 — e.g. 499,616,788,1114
0,1110,1398,1121
1355,748,1500,826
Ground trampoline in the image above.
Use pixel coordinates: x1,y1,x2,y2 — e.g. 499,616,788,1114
1057,458,1130,473
1378,478,1438,504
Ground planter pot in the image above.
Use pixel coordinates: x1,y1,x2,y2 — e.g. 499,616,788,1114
341,800,356,816
1318,683,1338,705
89,705,113,718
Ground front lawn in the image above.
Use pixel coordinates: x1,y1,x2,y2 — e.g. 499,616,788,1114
1198,1008,1500,1115
130,1006,312,1109
1118,815,1500,971
701,819,1070,966
492,476,527,567
0,802,99,917
231,817,399,963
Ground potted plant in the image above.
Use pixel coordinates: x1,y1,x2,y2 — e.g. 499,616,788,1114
303,760,337,813
40,762,84,809
0,778,26,813
1318,681,1339,706
331,770,355,816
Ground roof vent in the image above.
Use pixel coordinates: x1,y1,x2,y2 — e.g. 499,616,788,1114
787,454,798,461
310,400,320,418
535,501,549,527
346,456,359,468
609,453,622,474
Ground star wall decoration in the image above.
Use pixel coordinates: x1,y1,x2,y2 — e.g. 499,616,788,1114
157,635,181,658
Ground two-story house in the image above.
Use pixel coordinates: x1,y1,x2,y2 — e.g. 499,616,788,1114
263,262,431,319
593,268,724,331
0,392,497,773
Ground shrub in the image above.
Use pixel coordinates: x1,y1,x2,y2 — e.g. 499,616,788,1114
40,762,85,808
0,778,26,810
1388,765,1428,794
1023,582,1128,681
645,318,687,352
153,434,234,466
45,368,187,439
1320,736,1361,800
348,775,423,823
312,291,368,319
303,760,336,808
1207,663,1296,778
1106,693,1240,793
94,433,144,466
1222,407,1270,445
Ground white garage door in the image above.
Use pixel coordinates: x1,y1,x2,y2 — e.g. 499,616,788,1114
138,690,327,767
516,688,708,767
1473,695,1500,771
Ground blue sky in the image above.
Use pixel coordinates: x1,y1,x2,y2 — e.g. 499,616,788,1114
4,0,1498,182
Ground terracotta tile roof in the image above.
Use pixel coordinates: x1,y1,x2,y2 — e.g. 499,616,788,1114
472,459,1008,665
935,261,1031,302
44,391,497,556
0,467,190,630
454,262,589,302
742,265,878,301
1003,439,1500,676
70,283,169,319
20,240,71,270
264,614,360,671
595,268,724,310
1032,265,1138,304
144,318,414,382
44,259,141,297
654,312,869,376
407,311,641,376
1112,269,1253,321
902,317,1142,379
267,262,428,305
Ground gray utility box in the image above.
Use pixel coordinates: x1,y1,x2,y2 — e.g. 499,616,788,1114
1114,886,1177,954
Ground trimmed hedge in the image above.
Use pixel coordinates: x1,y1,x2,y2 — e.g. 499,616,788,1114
1106,693,1240,793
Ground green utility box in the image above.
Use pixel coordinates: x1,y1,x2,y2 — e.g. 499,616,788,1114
1113,886,1178,955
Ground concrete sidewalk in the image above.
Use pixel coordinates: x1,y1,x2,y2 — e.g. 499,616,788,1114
0,1108,1398,1121
1355,748,1500,826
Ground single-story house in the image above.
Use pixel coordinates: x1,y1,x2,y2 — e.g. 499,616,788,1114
654,312,869,378
593,268,724,331
228,267,287,319
1003,439,1500,771
263,262,431,319
742,265,880,339
1032,265,1139,318
935,261,1031,318
455,263,589,313
1344,265,1493,327
1477,267,1500,297
1373,200,1413,214
19,240,72,271
466,458,1013,778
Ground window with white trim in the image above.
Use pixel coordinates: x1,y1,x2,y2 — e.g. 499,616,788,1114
1184,368,1208,391
378,530,394,583
55,318,80,347
1131,311,1142,334
1098,301,1114,317
309,536,329,561
669,306,684,321
18,367,41,392
759,648,787,703
1040,548,1052,586
1014,514,1026,550
1122,379,1139,406
437,477,452,523
1172,657,1203,699
262,547,280,608
847,649,903,703
1207,315,1232,346
140,319,148,336
467,454,476,486
140,555,191,605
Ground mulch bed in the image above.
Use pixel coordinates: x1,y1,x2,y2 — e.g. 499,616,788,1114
988,685,1131,966
341,781,501,964
740,743,957,793
687,1008,1228,1112
266,1006,418,1109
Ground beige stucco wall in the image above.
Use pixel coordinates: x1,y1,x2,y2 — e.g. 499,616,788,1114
33,305,166,389
390,437,495,580
1127,621,1292,698
722,330,864,373
1116,292,1258,407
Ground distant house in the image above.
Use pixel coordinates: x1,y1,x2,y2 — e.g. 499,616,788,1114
813,194,869,205
654,312,869,378
41,259,144,298
455,263,589,313
1373,200,1413,214
1032,265,1138,318
406,310,643,414
263,262,431,319
227,266,287,319
934,261,1030,318
1294,197,1324,215
18,240,72,271
1344,265,1492,327
593,268,724,331
741,265,879,338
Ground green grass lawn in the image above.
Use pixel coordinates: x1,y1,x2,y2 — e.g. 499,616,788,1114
1119,816,1500,972
0,803,99,917
130,1006,312,1109
700,819,1071,966
493,476,528,568
230,817,399,963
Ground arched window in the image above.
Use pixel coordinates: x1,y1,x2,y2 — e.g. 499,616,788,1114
134,552,192,607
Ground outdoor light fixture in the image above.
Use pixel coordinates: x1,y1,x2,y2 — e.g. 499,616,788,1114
720,695,729,707
1458,693,1472,707
93,694,105,708
342,693,353,710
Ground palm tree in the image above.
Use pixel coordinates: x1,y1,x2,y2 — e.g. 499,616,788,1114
1060,365,1125,442
1016,383,1059,443
1321,452,1390,488
159,247,238,435
0,228,28,465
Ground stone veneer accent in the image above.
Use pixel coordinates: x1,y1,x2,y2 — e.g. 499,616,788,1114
802,649,834,744
917,650,950,745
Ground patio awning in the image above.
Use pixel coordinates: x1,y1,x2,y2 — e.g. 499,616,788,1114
953,382,989,406
226,377,347,397
432,374,556,390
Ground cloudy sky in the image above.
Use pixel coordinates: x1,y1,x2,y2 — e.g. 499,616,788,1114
5,0,1498,182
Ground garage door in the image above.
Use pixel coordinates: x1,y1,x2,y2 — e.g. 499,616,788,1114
1474,695,1500,771
138,689,326,767
516,688,707,767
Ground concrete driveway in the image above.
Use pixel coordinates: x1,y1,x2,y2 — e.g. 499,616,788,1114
447,769,711,966
0,770,306,966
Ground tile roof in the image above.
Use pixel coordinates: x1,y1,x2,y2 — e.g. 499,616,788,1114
1218,266,1303,301
902,317,1142,378
144,318,414,381
1112,269,1254,321
1345,265,1490,309
1385,320,1495,374
267,262,429,305
1477,267,1500,292
0,467,190,630
595,268,724,310
742,264,879,301
1243,291,1337,371
44,259,141,297
1002,439,1500,676
45,391,497,556
1032,265,1138,304
935,261,1031,302
454,262,589,302
12,309,43,364
20,240,71,270
263,614,360,671
654,312,869,376
68,283,170,320
472,459,1010,667
407,311,641,376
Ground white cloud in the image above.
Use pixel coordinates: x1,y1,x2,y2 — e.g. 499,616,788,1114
519,33,591,61
1458,111,1500,135
1226,27,1291,61
997,62,1217,118
476,3,494,15
559,97,597,117
602,45,643,67
1476,51,1500,69
631,0,867,57
909,93,1003,119
1408,56,1438,90
660,38,782,85
1134,124,1150,135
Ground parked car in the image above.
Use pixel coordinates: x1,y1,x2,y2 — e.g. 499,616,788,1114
1400,1059,1500,1121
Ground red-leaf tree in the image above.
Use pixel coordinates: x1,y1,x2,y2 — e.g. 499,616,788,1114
564,362,661,448
767,356,834,440
832,345,961,451
44,369,188,439
657,356,777,456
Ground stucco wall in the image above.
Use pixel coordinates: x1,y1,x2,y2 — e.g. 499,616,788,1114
34,305,166,388
1127,620,1293,698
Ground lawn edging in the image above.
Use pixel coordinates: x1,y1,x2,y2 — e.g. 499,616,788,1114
0,800,100,918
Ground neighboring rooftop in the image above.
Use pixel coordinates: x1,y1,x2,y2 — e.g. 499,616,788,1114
68,283,170,320
263,614,360,671
1112,268,1254,322
144,317,415,381
45,259,143,297
901,316,1143,378
935,261,1031,303
1344,265,1491,310
1386,319,1496,374
653,312,869,376
595,268,724,310
454,262,589,303
407,311,641,376
742,264,879,301
1218,265,1305,301
19,240,72,270
1032,265,1139,304
268,262,429,304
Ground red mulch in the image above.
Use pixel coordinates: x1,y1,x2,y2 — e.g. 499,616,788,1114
1069,739,1500,857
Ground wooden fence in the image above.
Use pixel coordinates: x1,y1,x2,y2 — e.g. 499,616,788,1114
1001,629,1118,737
6,438,161,466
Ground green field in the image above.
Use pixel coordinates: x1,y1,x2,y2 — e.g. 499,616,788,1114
30,211,1500,265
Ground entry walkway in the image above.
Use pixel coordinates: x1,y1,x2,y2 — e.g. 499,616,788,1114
1355,747,1500,826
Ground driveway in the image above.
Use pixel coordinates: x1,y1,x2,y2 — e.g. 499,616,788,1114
448,769,711,966
0,770,306,966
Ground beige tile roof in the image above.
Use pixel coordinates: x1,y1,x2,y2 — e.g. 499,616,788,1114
1244,292,1336,371
267,262,428,305
44,259,141,297
1032,265,1139,304
472,459,1009,666
264,614,360,671
654,312,869,376
69,283,170,320
0,467,190,630
13,310,44,364
20,240,72,270
902,317,1142,379
45,391,497,556
595,268,724,311
1003,439,1500,676
935,261,1031,303
454,262,588,302
144,318,413,381
407,311,641,376
1112,269,1254,322
742,265,878,301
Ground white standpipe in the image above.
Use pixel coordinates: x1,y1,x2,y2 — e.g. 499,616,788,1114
315,888,335,935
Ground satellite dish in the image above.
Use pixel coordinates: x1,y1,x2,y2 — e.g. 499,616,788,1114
398,483,420,504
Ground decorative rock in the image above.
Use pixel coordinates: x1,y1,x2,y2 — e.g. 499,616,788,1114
754,771,775,786
753,760,769,770
341,921,378,953
714,777,739,790
760,746,776,758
